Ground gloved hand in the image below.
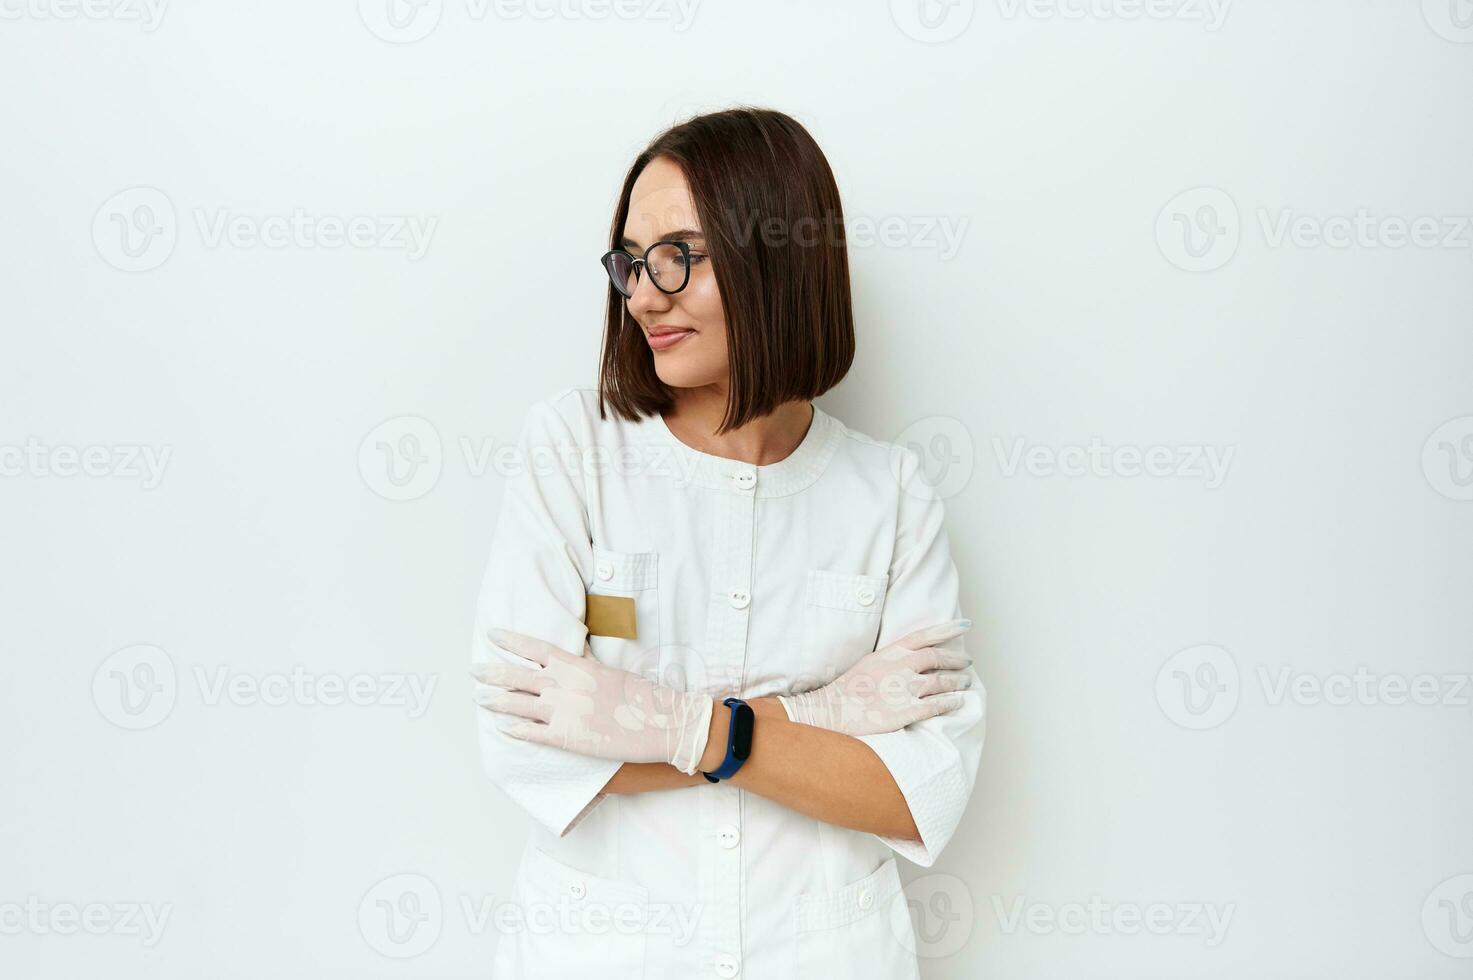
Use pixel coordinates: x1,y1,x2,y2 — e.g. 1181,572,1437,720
778,619,975,736
472,627,714,774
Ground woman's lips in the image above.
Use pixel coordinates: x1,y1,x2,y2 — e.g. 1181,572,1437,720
647,329,695,351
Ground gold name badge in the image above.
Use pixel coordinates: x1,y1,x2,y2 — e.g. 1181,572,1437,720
585,594,637,639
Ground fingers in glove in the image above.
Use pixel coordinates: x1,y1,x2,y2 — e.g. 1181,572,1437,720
476,689,551,723
906,645,973,673
912,670,973,698
910,693,967,723
469,660,547,695
486,627,576,668
890,618,972,652
501,718,559,746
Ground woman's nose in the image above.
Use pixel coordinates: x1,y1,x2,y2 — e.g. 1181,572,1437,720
625,264,672,318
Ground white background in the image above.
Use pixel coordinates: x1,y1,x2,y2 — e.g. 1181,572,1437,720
3,1,1472,977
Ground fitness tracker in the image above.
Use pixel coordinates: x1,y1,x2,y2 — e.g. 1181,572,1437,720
702,697,754,783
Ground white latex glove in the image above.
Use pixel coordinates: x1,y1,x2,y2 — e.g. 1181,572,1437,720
778,619,975,735
472,627,715,774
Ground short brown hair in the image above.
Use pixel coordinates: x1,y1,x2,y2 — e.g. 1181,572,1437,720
597,106,855,434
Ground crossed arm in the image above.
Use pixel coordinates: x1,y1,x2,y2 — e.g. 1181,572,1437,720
600,696,923,841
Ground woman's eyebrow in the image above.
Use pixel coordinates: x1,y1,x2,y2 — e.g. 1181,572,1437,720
619,228,706,250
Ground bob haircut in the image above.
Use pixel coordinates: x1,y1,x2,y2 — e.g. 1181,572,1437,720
597,106,855,434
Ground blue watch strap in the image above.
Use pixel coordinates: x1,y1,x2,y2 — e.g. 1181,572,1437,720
702,697,753,783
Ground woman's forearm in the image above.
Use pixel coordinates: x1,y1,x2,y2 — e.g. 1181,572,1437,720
601,761,705,795
701,696,921,841
598,697,920,842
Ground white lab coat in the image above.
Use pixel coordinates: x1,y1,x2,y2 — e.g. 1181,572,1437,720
471,385,985,980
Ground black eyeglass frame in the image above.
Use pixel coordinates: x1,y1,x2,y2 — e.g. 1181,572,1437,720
599,240,697,298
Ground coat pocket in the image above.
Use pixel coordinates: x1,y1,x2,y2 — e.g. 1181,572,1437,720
501,844,650,979
792,856,919,979
797,568,889,684
586,546,660,673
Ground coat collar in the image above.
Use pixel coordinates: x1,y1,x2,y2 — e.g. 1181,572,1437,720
641,401,842,497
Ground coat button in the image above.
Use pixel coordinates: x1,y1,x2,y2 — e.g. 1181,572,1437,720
714,954,739,978
730,470,756,490
856,587,876,606
727,589,750,609
857,888,874,911
569,880,586,900
596,561,614,581
717,824,740,848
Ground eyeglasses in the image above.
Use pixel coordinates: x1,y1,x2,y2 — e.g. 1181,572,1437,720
599,240,700,298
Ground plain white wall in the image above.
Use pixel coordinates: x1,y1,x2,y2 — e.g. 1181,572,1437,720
3,1,1471,977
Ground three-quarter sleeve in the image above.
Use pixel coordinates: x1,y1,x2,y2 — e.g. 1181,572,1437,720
470,392,622,837
855,448,986,867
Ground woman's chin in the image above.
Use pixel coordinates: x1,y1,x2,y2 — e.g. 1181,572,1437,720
652,358,722,389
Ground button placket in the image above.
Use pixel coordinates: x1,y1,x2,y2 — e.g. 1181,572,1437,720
696,471,755,977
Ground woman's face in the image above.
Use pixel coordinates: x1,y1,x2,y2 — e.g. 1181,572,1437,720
619,156,729,391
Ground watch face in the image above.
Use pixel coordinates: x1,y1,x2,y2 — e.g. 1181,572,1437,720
730,702,755,760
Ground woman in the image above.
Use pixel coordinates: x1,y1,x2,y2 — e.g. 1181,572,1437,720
470,106,986,979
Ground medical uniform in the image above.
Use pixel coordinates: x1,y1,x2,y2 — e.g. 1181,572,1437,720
471,385,985,979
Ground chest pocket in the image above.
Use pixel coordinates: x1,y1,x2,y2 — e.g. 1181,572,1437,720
585,545,660,673
797,567,889,687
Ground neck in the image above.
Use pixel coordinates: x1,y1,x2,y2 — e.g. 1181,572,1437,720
662,387,815,467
